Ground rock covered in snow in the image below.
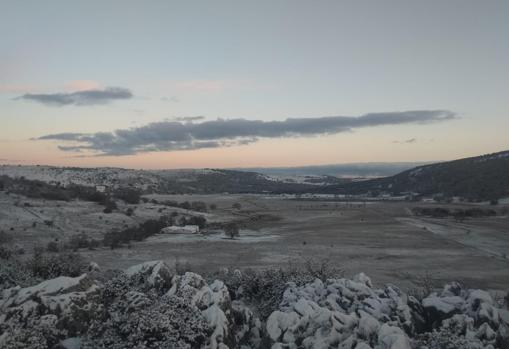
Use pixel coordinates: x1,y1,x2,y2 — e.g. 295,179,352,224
1,260,508,349
266,274,412,349
0,273,101,349
124,260,172,291
168,272,263,349
417,283,509,348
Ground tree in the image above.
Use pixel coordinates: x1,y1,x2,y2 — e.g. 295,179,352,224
224,223,239,239
453,211,466,223
103,199,117,213
114,188,141,204
191,201,207,212
187,216,207,229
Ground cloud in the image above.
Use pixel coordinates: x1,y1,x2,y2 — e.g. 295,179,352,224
15,87,133,106
393,138,417,144
175,116,205,122
161,96,179,103
36,110,456,156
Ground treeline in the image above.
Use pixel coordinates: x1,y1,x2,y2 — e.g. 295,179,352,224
149,198,209,212
411,206,500,219
0,175,142,206
103,219,167,249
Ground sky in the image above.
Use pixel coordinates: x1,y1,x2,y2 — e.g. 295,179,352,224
1,0,508,169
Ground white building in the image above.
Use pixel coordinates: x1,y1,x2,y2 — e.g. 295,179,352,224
95,185,108,193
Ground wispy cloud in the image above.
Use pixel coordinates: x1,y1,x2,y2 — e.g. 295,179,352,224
15,87,133,106
36,110,456,156
392,137,436,144
175,116,205,122
161,96,180,103
393,138,417,144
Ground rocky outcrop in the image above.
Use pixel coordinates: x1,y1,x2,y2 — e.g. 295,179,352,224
1,262,508,349
418,283,509,348
266,274,412,349
0,274,100,349
168,272,263,349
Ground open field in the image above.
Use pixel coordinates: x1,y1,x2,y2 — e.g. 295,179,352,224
1,191,509,291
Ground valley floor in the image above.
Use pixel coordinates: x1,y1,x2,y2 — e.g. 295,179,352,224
1,192,509,291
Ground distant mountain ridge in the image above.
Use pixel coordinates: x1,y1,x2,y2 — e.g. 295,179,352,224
2,151,508,198
319,150,509,200
232,162,431,178
0,165,321,194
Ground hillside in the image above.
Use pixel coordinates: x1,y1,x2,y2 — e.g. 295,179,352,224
319,150,509,201
0,165,322,194
156,168,322,193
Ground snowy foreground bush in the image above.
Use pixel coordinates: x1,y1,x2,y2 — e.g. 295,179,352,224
1,260,508,349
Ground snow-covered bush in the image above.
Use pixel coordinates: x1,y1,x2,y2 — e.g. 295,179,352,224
82,294,209,349
0,256,41,290
25,250,88,280
0,313,65,349
218,259,343,319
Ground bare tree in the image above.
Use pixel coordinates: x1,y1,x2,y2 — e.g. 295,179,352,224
224,223,239,239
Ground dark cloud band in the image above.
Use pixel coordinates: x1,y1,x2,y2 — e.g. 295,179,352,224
16,87,132,106
36,110,455,156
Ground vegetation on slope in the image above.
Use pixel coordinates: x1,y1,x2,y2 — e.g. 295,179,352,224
319,150,509,201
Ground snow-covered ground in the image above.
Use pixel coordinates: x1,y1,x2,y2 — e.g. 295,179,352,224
0,164,162,189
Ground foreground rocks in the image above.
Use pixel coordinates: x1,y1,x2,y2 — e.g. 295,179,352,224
0,261,508,348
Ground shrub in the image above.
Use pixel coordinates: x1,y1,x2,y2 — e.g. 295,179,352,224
0,257,40,289
114,188,141,204
26,250,87,279
0,245,13,260
406,271,439,301
68,233,92,250
103,199,117,213
46,241,59,252
89,239,101,250
82,294,209,349
224,222,239,239
0,231,13,244
219,259,343,319
190,201,207,212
